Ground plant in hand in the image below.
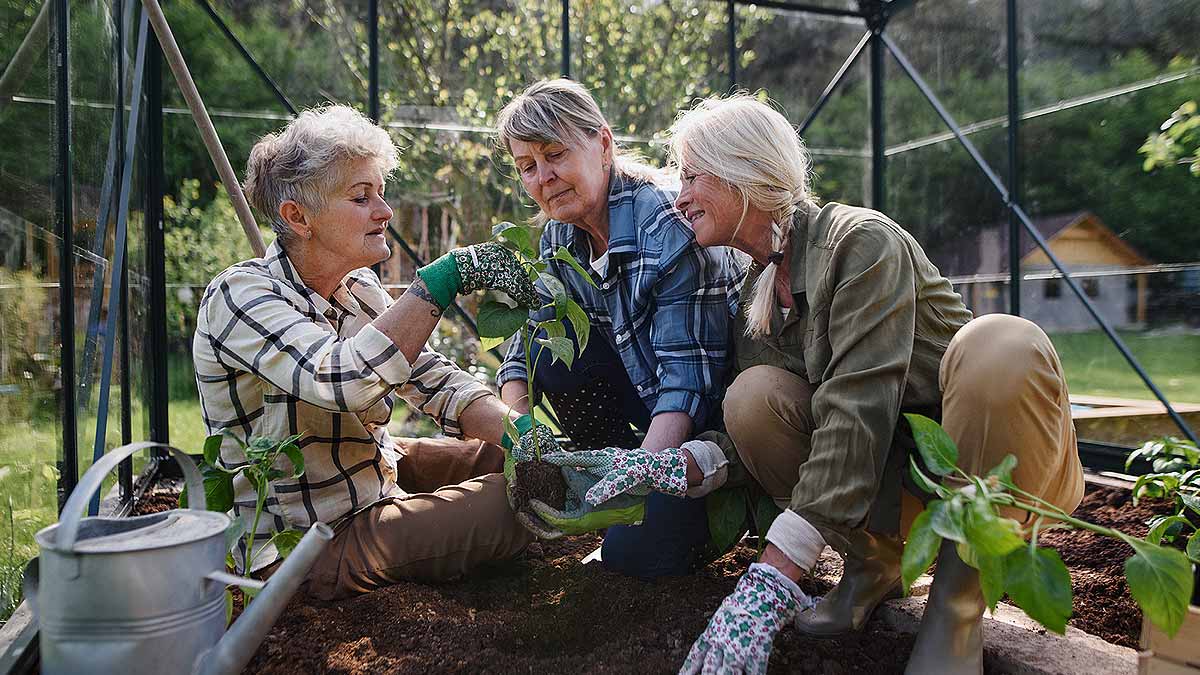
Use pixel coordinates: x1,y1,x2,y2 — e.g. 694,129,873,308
181,433,306,611
474,222,596,517
903,414,1198,637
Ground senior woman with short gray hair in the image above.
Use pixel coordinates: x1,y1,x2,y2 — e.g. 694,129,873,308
494,79,743,578
192,104,548,599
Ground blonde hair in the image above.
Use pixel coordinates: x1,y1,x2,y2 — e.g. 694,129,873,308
244,105,399,249
668,94,813,339
497,79,666,223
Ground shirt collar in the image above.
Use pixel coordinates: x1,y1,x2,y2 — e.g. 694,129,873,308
788,201,819,296
604,171,640,257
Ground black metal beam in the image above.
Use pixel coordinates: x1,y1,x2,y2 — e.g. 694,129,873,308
797,31,870,137
560,0,570,78
368,0,379,122
726,0,864,19
54,0,77,508
1006,0,1020,316
869,31,885,211
727,0,737,91
193,0,296,116
880,32,1199,446
146,21,170,451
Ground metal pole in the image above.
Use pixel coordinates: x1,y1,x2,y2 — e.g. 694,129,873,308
869,30,885,212
798,31,871,137
54,0,78,508
193,0,297,116
727,0,737,91
116,0,134,507
368,0,379,123
1006,0,1020,316
560,0,570,78
146,19,170,450
723,0,864,19
880,32,1200,446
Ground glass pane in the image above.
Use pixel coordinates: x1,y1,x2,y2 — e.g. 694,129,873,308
0,0,59,623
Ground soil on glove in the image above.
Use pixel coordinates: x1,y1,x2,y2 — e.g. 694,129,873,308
1039,482,1175,649
136,481,1160,672
509,459,568,514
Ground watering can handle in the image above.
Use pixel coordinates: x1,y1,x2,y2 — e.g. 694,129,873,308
55,442,207,553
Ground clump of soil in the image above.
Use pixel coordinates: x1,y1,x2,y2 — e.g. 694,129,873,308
130,489,183,515
509,459,568,514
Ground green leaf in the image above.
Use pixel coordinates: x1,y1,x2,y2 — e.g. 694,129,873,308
280,443,305,478
705,486,748,556
1187,531,1200,560
538,272,569,318
273,529,304,559
564,298,591,354
928,498,967,543
903,413,959,476
752,493,783,537
477,300,529,339
203,434,224,465
1146,514,1191,545
503,415,520,449
974,548,1007,611
480,335,506,352
551,246,598,288
963,498,1024,558
225,589,234,627
908,455,944,496
534,336,575,369
1125,537,1194,637
203,465,235,512
224,515,246,552
544,320,566,340
901,508,941,594
493,222,536,259
986,454,1018,484
1182,492,1200,517
1003,546,1073,634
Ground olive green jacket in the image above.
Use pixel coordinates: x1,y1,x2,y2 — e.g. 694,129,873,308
730,201,972,551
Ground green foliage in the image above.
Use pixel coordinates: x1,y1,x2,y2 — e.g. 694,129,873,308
1141,100,1200,176
706,486,749,557
903,414,1196,637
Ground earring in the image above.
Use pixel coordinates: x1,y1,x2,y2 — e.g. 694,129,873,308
304,230,313,240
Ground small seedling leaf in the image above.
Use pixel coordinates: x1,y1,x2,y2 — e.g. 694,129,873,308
974,548,1007,611
908,456,943,496
273,529,304,559
1124,537,1194,637
986,454,1018,484
187,465,234,512
534,336,575,369
928,497,967,543
281,443,305,478
1187,531,1200,560
706,487,748,556
564,298,591,354
752,493,783,538
544,320,566,340
225,590,234,627
477,300,530,339
493,222,536,258
203,434,224,465
551,246,598,288
1146,514,1191,545
903,413,959,476
1179,492,1200,517
963,498,1024,557
1004,545,1073,634
901,508,941,593
480,335,506,352
224,515,246,551
503,415,520,449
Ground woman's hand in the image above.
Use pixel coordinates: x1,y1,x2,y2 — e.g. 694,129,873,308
416,241,539,310
540,439,728,503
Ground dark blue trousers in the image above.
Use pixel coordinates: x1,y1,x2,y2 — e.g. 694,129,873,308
529,323,710,578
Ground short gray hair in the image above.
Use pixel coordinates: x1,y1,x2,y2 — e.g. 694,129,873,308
243,105,399,249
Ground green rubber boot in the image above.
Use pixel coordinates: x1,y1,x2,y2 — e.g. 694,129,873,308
904,540,985,675
794,528,902,636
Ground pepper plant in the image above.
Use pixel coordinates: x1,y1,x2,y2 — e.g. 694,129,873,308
902,414,1198,637
1124,437,1200,560
475,222,595,455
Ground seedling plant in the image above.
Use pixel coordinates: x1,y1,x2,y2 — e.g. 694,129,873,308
1125,436,1200,561
903,414,1198,638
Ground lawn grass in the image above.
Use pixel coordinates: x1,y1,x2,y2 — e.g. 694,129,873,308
1049,331,1200,403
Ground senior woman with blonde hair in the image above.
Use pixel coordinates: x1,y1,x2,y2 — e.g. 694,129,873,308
493,79,743,577
654,95,1085,674
192,104,554,599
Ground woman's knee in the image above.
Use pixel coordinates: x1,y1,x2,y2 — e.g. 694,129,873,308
724,365,816,456
942,314,1063,406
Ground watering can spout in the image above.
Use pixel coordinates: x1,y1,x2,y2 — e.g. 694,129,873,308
196,522,334,675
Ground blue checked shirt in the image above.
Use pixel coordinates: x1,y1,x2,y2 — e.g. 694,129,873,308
498,173,743,429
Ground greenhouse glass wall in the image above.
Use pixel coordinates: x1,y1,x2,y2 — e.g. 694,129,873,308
0,0,1198,627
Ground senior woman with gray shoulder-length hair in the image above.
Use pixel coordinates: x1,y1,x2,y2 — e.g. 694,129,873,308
657,94,1084,674
493,79,744,578
192,104,556,599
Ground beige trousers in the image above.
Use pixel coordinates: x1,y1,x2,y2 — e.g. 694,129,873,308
724,314,1084,540
304,437,533,600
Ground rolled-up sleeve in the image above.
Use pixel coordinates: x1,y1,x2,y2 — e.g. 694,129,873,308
399,349,493,438
204,271,411,413
649,248,733,428
788,224,916,551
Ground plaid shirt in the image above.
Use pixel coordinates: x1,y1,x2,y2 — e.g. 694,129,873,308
193,241,491,569
498,173,743,429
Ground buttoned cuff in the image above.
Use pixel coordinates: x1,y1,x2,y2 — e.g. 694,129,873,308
765,509,827,572
352,323,413,386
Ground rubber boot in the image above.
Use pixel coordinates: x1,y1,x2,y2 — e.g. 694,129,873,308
794,529,903,636
905,540,985,675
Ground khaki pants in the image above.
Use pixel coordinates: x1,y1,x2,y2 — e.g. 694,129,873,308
724,314,1084,541
304,438,533,600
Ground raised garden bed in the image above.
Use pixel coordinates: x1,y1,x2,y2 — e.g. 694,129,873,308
224,481,1170,674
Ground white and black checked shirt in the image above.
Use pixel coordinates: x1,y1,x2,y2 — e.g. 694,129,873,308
193,241,491,569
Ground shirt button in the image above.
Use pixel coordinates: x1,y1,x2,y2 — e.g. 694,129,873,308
636,385,644,392
602,281,611,289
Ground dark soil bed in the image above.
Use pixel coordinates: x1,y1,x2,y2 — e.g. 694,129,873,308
141,480,1166,673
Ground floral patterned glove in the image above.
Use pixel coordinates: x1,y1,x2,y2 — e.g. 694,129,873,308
417,240,539,310
540,447,689,504
680,563,815,675
501,417,564,539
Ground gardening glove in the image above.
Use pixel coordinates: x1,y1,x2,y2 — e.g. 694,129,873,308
501,415,564,539
416,239,539,311
541,440,729,504
524,468,648,537
680,562,815,675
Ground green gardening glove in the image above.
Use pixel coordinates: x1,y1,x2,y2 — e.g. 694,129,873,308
502,416,570,539
416,239,539,311
525,469,647,537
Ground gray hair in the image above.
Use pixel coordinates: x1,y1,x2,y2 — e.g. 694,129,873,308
496,79,667,223
668,94,813,339
243,105,399,249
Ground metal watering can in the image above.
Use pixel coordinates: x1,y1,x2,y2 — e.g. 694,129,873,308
24,442,333,675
